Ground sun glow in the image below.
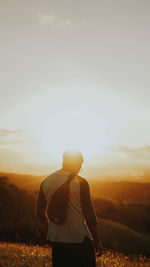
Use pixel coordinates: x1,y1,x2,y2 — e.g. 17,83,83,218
33,111,109,163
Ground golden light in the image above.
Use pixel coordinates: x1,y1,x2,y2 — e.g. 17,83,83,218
32,111,110,164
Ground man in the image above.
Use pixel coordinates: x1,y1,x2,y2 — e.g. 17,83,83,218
36,150,103,267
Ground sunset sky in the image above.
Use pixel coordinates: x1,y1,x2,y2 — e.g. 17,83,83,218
0,0,150,178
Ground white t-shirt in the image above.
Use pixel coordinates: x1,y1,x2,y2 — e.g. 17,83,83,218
41,169,92,243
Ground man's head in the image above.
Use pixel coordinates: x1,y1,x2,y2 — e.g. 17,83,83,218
62,150,84,174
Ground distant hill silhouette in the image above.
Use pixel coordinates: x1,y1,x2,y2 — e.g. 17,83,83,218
89,180,150,202
0,172,44,190
0,176,44,243
0,174,150,254
1,172,150,202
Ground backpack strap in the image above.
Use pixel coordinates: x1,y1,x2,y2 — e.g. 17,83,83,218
66,172,75,184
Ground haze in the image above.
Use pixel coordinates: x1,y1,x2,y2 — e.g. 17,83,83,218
0,0,150,179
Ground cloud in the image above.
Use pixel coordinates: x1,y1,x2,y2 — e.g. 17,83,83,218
0,140,23,145
37,12,73,30
0,148,57,175
58,19,73,30
0,129,22,137
0,148,24,162
111,146,150,154
0,129,23,145
39,13,57,25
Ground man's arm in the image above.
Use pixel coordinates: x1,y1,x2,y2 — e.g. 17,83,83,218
80,179,103,253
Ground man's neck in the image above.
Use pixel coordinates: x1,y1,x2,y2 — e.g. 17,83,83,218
61,167,78,175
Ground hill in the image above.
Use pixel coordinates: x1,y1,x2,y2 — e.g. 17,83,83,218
0,172,44,190
89,180,150,202
0,175,150,255
93,197,150,235
1,172,150,202
0,176,43,243
98,218,150,255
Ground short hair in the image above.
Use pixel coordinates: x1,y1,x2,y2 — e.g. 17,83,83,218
63,150,84,166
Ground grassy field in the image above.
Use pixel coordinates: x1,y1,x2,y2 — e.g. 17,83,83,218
98,218,150,255
0,242,150,267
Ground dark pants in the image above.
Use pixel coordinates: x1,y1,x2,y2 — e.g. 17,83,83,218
52,236,96,267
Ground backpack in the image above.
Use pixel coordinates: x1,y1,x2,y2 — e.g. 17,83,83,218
46,173,75,225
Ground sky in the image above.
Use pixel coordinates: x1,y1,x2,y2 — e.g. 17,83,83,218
0,0,150,178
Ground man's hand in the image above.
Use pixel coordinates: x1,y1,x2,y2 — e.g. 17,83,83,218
88,224,104,256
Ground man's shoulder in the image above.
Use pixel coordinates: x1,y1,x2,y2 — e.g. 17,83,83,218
76,175,89,186
41,170,60,185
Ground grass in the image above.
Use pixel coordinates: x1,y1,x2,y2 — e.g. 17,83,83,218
0,242,51,267
0,242,150,267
